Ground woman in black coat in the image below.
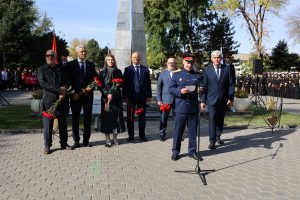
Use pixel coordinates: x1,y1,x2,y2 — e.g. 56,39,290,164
98,55,125,147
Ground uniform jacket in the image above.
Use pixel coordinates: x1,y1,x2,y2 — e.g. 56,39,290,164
169,68,202,113
123,64,152,103
157,69,174,104
201,64,235,105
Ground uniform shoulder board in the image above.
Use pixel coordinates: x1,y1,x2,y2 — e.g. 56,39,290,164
173,69,181,73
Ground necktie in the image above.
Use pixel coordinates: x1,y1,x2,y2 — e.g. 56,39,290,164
134,66,140,93
80,62,85,79
136,66,140,80
170,71,173,78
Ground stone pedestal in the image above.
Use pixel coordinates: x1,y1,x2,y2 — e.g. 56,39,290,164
114,0,147,72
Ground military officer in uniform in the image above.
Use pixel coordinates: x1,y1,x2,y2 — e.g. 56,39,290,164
169,53,203,161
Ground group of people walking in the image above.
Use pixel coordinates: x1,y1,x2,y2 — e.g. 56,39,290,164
38,46,234,162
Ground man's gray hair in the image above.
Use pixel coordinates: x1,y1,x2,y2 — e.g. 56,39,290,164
211,50,223,58
76,44,86,52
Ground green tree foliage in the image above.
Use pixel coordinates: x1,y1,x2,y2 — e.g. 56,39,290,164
211,0,288,57
144,0,240,68
202,12,240,60
29,32,67,68
68,38,88,59
0,0,37,67
144,0,208,69
270,40,290,71
86,39,101,67
32,12,53,36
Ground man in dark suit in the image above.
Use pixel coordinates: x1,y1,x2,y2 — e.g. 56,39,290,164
69,45,96,148
201,50,235,150
57,50,73,150
123,52,152,142
169,53,202,161
157,57,177,141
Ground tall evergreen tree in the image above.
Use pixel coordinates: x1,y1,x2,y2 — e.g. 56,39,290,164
202,13,240,60
270,40,290,71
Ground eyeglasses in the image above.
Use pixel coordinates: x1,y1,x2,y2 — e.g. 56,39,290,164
45,55,55,57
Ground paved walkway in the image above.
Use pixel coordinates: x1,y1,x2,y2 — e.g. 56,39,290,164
1,89,300,199
1,122,300,199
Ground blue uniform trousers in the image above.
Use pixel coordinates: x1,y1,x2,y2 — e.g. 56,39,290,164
172,112,197,156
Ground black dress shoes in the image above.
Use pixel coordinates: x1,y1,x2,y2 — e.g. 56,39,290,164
61,144,75,150
216,136,224,145
83,142,92,147
160,135,166,141
105,142,112,147
140,136,148,142
44,146,51,154
208,142,216,150
73,142,80,148
189,154,203,161
127,137,134,142
171,154,179,161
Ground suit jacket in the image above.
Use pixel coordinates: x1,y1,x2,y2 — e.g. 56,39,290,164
201,64,235,105
58,61,70,87
123,64,152,103
68,59,96,94
169,68,202,114
157,69,174,104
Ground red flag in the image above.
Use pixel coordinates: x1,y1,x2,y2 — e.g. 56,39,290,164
52,33,58,63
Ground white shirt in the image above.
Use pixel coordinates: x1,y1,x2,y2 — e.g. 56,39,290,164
213,65,221,79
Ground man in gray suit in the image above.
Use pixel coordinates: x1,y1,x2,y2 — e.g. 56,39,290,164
157,58,177,141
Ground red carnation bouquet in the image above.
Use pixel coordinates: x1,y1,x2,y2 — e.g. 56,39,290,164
110,78,124,94
104,78,124,112
159,104,171,112
87,76,103,90
77,77,103,97
42,86,74,119
135,107,144,116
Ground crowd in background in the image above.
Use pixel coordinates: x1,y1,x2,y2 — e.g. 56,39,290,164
236,71,300,99
0,67,40,91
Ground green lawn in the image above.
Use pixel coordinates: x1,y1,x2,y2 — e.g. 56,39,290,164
0,105,42,129
225,105,300,127
0,105,87,130
0,105,299,130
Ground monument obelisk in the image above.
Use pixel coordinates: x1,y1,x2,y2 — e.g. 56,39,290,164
114,0,147,72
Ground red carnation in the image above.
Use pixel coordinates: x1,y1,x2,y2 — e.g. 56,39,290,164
42,111,56,119
160,104,171,112
93,77,103,88
112,78,124,85
135,107,144,116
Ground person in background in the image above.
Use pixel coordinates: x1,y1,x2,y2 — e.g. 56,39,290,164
56,49,73,150
156,57,177,141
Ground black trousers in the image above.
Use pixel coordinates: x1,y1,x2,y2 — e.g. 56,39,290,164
70,93,93,143
126,101,146,138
